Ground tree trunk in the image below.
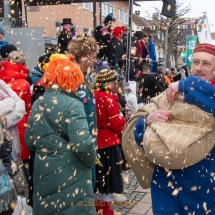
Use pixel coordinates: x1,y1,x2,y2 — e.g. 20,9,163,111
174,53,178,69
166,31,173,68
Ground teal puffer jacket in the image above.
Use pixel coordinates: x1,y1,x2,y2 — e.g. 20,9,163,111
24,86,97,215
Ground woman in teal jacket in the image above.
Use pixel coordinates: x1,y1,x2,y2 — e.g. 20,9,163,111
24,54,97,215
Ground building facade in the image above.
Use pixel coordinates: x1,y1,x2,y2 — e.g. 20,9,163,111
196,12,213,44
26,2,129,47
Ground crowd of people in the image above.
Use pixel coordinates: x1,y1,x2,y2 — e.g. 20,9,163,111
0,13,215,215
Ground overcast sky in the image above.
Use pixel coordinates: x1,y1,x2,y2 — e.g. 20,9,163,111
133,0,215,31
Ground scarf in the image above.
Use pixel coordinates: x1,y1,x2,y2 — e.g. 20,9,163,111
0,40,8,50
94,83,111,94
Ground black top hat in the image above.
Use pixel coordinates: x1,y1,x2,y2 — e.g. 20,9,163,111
61,18,73,25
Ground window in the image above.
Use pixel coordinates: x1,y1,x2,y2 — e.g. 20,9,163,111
205,31,207,39
124,11,128,24
91,3,93,12
83,3,89,10
109,6,113,14
119,8,123,22
102,3,114,17
102,3,105,16
55,21,62,38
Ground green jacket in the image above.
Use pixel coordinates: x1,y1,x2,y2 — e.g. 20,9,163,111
76,75,97,140
24,86,96,215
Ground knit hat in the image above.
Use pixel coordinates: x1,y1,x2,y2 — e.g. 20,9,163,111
0,23,4,35
193,43,215,56
0,44,17,58
96,69,117,83
96,60,110,72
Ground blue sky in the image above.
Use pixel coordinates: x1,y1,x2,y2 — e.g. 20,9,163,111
133,0,215,31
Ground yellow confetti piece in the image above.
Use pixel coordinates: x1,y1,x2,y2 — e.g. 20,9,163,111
172,188,179,196
167,170,172,177
75,188,79,194
52,98,58,104
190,186,197,191
78,131,85,136
42,148,48,153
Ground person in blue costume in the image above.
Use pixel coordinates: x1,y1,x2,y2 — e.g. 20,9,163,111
148,34,157,74
0,23,8,54
134,43,215,215
67,37,98,191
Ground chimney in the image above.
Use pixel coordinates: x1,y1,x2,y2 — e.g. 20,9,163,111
135,11,140,16
203,12,207,18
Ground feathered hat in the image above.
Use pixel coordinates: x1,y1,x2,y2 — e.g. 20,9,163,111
104,13,116,25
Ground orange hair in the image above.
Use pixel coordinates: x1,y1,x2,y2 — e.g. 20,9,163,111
42,55,83,92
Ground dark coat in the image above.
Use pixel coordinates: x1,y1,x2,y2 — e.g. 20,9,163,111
155,73,168,91
57,30,72,54
25,87,97,215
94,26,111,61
109,37,124,64
173,66,189,82
142,43,149,58
0,143,13,178
122,33,127,53
129,56,138,81
121,34,135,52
135,74,163,104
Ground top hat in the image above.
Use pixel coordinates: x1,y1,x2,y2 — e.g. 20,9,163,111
61,18,73,25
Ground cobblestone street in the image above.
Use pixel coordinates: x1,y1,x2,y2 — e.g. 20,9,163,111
14,169,152,215
113,171,152,215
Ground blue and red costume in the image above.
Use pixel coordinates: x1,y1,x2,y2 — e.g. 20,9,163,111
135,76,215,214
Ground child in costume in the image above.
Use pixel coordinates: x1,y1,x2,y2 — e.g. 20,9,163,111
94,69,126,215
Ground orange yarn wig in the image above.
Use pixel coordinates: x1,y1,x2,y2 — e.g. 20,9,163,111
42,54,83,93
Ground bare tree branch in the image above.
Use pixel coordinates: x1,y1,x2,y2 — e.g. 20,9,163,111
146,0,192,68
